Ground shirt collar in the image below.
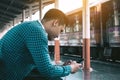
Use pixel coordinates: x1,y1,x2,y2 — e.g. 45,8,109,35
37,20,45,30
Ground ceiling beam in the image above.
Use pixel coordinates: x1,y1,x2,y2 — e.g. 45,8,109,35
0,20,10,24
0,19,9,23
0,15,12,21
0,9,16,17
15,0,29,8
0,2,22,13
0,13,13,19
0,18,10,23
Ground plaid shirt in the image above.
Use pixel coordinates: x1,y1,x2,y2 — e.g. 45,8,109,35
0,20,71,80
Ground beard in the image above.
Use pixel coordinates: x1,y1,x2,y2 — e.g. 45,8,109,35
48,35,58,41
48,35,54,41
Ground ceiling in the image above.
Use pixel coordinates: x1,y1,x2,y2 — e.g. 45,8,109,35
0,0,55,31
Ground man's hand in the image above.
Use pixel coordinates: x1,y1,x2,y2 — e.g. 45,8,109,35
70,61,82,73
63,60,73,66
63,60,82,74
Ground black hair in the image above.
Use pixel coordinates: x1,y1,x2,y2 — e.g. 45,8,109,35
42,8,68,26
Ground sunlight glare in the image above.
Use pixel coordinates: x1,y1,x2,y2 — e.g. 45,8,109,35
58,0,82,13
32,0,106,20
58,0,103,13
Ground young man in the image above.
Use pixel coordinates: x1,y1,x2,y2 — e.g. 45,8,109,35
0,9,81,80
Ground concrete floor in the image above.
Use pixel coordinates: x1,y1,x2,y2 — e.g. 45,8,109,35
50,54,120,80
25,54,120,80
61,60,120,80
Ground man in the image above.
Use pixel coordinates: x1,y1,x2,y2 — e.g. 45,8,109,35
0,9,81,80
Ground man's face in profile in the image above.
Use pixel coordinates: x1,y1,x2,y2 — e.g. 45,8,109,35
48,24,65,41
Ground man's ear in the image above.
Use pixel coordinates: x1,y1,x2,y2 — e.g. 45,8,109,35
52,20,59,27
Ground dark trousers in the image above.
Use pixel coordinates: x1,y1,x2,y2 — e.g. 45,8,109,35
24,76,63,80
24,69,63,80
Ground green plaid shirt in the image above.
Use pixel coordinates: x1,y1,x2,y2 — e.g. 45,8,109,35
0,20,71,80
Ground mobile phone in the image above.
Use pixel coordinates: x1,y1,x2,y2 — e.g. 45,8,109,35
76,58,84,63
